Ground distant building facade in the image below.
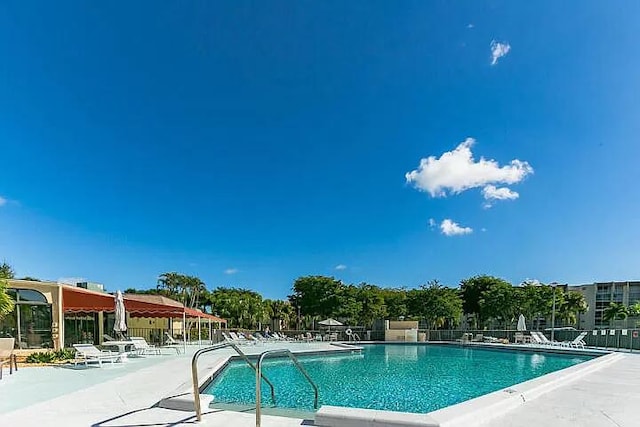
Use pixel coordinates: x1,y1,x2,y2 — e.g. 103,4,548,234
569,281,640,330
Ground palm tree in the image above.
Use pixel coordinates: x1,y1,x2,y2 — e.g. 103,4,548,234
0,263,15,320
0,278,15,320
603,302,629,327
558,291,588,326
263,299,293,330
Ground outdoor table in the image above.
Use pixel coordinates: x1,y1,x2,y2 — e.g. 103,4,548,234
101,340,135,361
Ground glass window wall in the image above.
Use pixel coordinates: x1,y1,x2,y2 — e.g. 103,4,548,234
0,288,53,349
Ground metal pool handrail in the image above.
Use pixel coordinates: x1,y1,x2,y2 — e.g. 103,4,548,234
191,342,276,422
255,349,319,427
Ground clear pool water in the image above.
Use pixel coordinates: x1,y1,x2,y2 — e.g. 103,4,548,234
203,344,592,414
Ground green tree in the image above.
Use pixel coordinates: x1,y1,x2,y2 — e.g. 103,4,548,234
558,291,588,326
0,263,15,319
603,302,629,323
379,288,408,320
289,276,343,319
460,275,496,328
477,277,517,328
263,299,294,330
157,272,206,309
516,282,559,330
629,302,640,317
516,283,538,328
334,284,362,323
407,281,463,329
355,283,387,328
209,287,264,329
0,262,15,279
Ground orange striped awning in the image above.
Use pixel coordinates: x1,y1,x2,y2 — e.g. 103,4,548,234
62,286,226,323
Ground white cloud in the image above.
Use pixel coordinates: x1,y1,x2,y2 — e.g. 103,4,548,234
467,24,474,29
0,196,5,206
440,219,473,236
405,138,533,198
490,40,511,65
482,185,519,208
335,264,347,271
428,218,437,228
482,185,519,201
224,268,239,275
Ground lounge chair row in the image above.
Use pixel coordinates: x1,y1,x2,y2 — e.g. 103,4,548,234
222,331,313,345
73,336,183,367
529,331,587,349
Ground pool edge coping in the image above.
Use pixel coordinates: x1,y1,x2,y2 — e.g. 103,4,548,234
429,350,623,427
312,347,624,427
157,344,362,411
162,343,622,426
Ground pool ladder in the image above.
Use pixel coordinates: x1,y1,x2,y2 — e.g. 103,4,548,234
191,344,319,427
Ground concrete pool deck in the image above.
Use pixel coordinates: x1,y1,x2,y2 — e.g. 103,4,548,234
0,342,348,426
0,343,638,427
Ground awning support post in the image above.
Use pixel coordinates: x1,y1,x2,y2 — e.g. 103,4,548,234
197,316,201,347
183,311,187,353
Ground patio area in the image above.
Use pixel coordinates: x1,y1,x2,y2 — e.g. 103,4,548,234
0,341,344,426
1,342,639,427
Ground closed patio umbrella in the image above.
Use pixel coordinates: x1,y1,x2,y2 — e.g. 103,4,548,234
517,314,527,332
114,290,127,339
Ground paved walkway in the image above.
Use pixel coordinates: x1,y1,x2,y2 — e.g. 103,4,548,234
484,353,640,427
0,342,335,427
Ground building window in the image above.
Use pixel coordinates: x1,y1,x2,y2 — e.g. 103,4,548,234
64,314,98,347
0,288,53,349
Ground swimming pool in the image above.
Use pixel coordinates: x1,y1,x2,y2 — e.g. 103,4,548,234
203,344,593,414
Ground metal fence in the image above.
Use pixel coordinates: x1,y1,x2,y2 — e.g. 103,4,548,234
421,329,640,351
125,327,640,351
126,327,221,345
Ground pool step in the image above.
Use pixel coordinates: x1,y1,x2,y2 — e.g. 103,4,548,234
157,392,214,412
210,402,316,420
314,406,439,427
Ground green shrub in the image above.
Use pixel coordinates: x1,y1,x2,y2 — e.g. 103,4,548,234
26,352,56,363
25,348,76,364
53,348,76,360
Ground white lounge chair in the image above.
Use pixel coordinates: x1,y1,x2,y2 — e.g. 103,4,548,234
254,332,273,343
164,332,179,345
532,331,562,346
229,332,255,345
561,332,587,349
157,334,183,354
528,332,544,345
73,344,120,367
273,332,294,342
129,337,162,355
242,333,261,345
222,332,238,344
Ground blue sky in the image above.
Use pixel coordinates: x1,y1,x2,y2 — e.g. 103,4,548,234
1,2,639,298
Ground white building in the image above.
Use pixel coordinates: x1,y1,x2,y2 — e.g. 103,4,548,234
569,281,640,329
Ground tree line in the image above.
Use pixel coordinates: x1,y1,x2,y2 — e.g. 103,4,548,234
122,272,589,331
0,263,597,330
